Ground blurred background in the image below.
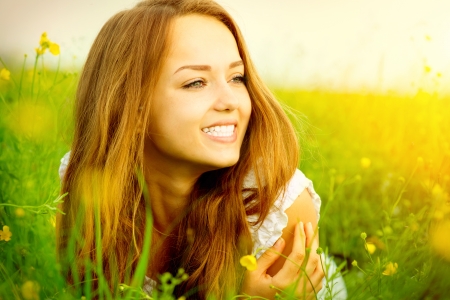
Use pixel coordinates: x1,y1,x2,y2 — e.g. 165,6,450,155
1,0,450,95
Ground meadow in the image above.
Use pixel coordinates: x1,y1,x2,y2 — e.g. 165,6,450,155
0,34,449,299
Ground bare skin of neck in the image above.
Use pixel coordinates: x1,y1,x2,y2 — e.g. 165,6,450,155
142,149,208,278
144,165,198,233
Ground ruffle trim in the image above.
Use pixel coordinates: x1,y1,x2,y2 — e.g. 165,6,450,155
248,169,321,258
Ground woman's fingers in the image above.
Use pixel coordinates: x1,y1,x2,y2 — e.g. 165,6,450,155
274,221,323,295
273,221,307,283
256,237,286,273
305,221,316,248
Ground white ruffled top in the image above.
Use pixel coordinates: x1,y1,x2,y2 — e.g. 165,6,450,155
245,168,321,258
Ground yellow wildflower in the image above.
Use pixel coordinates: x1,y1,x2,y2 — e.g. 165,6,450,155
15,208,25,218
0,68,10,80
240,254,257,271
21,280,40,300
367,236,386,250
431,184,449,201
360,157,371,169
35,47,45,55
382,262,398,275
0,225,12,241
39,32,49,47
365,243,376,254
49,42,60,56
424,66,432,73
429,220,450,261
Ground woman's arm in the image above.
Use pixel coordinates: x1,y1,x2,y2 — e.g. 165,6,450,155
267,188,319,275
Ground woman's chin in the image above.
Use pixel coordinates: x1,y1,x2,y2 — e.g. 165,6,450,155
202,156,240,171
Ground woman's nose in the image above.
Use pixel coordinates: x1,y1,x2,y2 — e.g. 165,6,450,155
213,83,240,112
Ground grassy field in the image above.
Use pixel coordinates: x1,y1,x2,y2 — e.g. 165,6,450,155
1,39,449,299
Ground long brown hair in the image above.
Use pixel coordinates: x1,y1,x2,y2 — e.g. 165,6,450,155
57,0,299,298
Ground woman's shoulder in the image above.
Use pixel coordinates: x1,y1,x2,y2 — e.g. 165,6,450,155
247,169,321,256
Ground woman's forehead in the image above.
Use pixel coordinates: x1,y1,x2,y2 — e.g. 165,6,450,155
163,14,241,71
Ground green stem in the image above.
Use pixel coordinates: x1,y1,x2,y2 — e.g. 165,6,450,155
390,161,419,218
52,54,61,89
30,54,39,98
18,54,27,100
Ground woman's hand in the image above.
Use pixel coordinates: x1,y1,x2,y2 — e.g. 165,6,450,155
240,222,324,299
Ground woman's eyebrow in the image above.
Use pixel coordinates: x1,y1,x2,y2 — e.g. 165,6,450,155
174,60,243,74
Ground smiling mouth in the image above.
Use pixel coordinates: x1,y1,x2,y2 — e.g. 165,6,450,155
201,125,235,137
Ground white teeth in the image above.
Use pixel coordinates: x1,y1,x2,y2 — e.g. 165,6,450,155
201,124,235,136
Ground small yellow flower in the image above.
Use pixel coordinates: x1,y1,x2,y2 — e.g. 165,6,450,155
15,208,25,218
240,254,257,271
365,243,376,254
35,47,45,55
40,32,50,47
49,42,60,55
0,225,12,241
382,262,398,275
424,65,432,73
0,68,10,80
430,220,450,261
21,280,40,300
360,157,371,169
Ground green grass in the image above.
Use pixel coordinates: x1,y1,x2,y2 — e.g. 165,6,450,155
1,50,450,299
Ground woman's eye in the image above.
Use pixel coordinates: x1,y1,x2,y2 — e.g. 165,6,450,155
183,80,205,89
230,75,247,85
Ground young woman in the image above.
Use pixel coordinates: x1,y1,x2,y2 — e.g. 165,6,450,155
57,0,346,298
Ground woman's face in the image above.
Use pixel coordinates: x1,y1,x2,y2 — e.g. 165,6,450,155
144,14,252,174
